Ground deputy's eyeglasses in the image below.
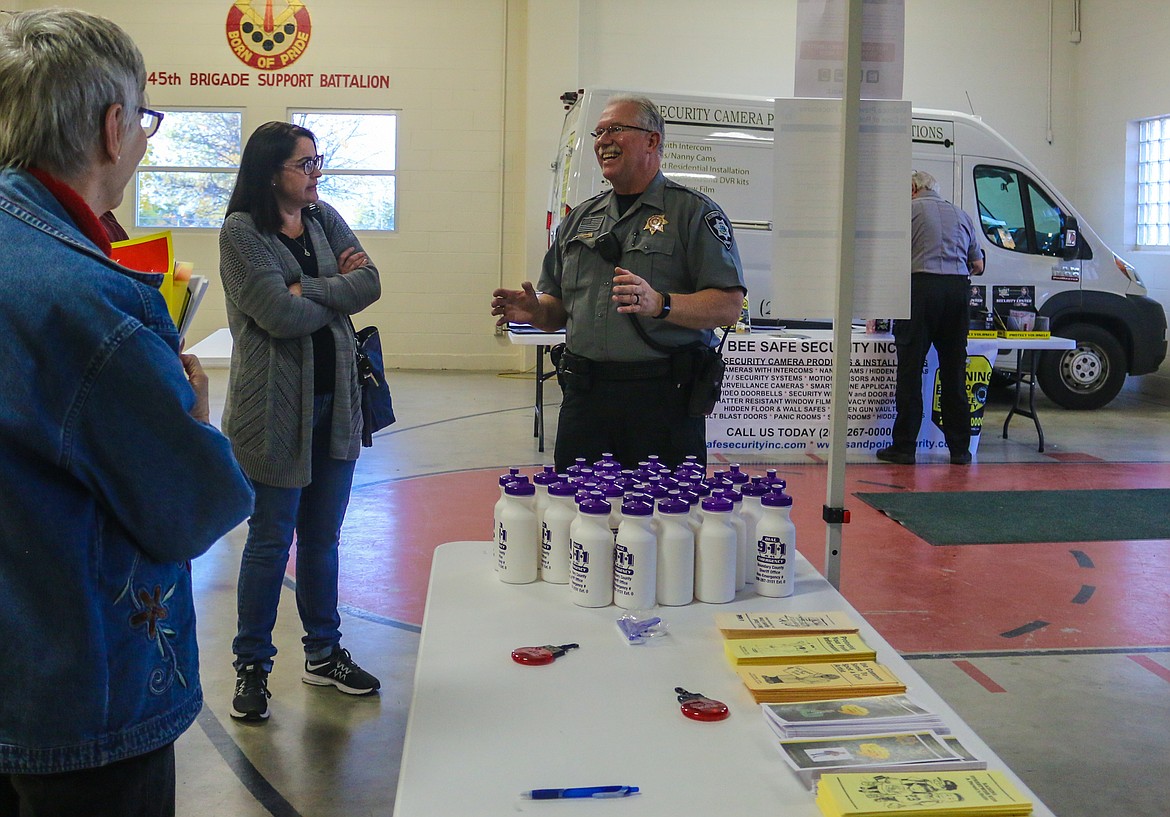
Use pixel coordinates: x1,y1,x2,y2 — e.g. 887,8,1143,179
283,154,325,175
590,124,653,139
139,107,164,139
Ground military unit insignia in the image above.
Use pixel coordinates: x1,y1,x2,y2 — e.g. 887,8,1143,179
226,0,312,70
644,214,668,234
704,211,734,251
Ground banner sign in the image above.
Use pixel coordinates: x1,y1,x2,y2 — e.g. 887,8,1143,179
708,333,996,462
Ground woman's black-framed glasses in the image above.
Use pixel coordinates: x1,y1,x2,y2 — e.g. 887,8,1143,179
284,154,325,175
590,124,653,139
138,107,164,139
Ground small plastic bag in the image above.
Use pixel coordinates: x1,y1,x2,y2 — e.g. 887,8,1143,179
616,612,669,644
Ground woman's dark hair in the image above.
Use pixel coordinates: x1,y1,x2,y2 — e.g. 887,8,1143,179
225,121,316,234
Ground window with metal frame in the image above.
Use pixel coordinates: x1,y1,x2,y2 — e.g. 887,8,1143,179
290,110,397,231
135,109,243,228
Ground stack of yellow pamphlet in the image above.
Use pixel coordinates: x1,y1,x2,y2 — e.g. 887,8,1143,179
716,611,859,639
737,661,906,704
816,770,1032,816
726,633,877,666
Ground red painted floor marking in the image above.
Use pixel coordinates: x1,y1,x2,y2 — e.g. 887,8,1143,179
1129,654,1170,684
953,660,1007,693
1043,452,1105,462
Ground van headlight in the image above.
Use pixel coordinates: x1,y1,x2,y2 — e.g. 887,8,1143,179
1114,253,1143,286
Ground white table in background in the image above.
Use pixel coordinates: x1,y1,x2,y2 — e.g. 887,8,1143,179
996,336,1076,452
185,327,232,368
506,326,564,453
392,541,1055,817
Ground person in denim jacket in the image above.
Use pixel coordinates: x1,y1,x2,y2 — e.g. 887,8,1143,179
0,9,254,815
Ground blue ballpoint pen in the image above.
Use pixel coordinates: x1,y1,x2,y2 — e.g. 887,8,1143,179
522,785,640,799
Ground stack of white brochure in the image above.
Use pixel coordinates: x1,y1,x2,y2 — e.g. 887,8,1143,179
762,693,949,739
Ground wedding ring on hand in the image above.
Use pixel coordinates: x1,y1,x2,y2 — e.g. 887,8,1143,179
633,293,640,305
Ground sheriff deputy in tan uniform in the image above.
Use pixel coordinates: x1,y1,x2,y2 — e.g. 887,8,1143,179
492,94,745,471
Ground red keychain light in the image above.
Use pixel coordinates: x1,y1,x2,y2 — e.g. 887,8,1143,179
674,687,730,722
511,643,579,666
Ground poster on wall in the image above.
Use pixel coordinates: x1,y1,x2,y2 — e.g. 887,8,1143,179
794,0,905,100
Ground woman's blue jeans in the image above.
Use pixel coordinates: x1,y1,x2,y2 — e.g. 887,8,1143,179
232,395,356,671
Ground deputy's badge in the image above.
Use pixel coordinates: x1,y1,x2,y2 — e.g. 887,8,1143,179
704,211,734,251
644,214,668,235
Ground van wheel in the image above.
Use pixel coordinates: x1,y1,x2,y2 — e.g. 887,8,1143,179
1036,323,1126,410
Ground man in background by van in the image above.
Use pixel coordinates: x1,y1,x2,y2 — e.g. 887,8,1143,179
877,170,983,466
491,94,745,470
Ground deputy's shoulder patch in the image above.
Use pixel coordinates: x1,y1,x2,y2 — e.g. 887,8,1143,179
704,211,734,251
578,215,605,234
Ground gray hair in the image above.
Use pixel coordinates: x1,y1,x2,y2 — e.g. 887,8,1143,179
606,94,665,156
0,8,145,177
911,169,939,192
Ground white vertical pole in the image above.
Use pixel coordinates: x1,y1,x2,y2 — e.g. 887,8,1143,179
823,0,864,590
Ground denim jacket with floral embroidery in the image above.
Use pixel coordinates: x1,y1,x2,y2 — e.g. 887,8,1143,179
0,168,254,774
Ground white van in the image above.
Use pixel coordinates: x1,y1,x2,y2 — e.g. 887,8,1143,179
549,88,1168,409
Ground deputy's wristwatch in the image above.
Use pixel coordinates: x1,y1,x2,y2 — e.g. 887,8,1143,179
653,291,672,320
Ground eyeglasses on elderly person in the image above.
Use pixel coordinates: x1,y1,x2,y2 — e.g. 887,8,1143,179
138,107,164,138
590,124,653,139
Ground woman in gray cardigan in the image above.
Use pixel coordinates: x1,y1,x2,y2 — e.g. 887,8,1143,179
219,121,382,722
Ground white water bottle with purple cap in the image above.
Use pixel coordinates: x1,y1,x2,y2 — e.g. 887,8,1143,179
755,491,795,597
540,480,576,584
569,497,614,607
492,467,521,571
655,497,694,606
613,498,656,609
695,494,737,603
497,478,538,584
532,465,558,535
716,488,747,593
739,480,769,586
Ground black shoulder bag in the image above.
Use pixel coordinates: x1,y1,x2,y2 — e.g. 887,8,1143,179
351,319,396,447
304,204,396,446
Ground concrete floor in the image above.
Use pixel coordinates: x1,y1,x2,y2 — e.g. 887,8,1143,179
179,365,1170,817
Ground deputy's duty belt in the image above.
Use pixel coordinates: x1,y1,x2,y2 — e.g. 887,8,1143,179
560,350,671,381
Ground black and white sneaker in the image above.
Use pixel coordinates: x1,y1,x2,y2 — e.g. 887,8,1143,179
231,664,271,721
302,647,381,695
